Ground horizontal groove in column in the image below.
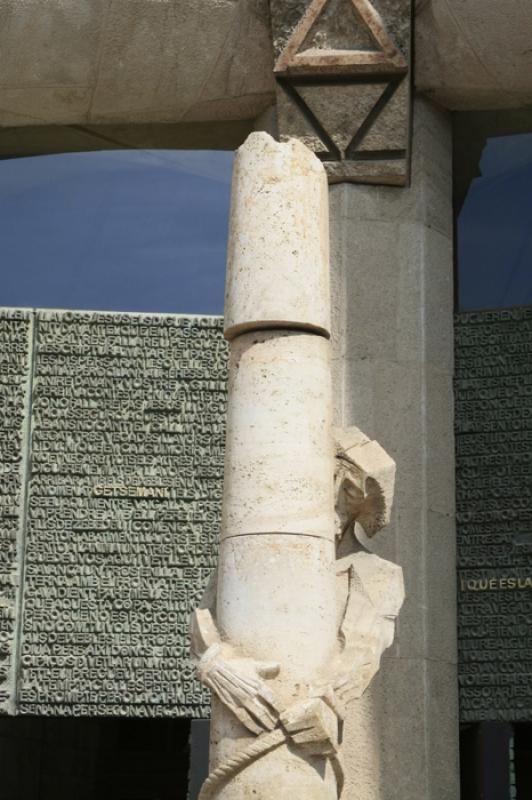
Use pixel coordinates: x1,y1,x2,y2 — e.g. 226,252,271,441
225,321,331,341
221,531,334,542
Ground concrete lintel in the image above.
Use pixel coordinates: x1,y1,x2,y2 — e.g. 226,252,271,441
416,0,532,110
1,0,532,146
0,121,255,159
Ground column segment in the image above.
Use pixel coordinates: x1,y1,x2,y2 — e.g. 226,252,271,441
201,132,338,799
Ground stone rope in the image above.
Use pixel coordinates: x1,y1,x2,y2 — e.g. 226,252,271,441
198,728,286,800
198,726,345,800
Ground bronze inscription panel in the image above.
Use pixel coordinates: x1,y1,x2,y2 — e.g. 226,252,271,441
0,309,227,718
455,308,532,722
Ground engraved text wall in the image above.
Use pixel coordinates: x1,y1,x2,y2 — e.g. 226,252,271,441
0,309,226,718
456,308,532,722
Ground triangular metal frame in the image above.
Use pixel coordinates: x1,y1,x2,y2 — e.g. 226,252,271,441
274,0,407,73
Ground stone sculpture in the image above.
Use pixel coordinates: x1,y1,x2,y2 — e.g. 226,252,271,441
192,426,403,799
190,131,404,799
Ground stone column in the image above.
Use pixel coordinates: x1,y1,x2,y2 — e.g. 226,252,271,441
194,132,339,799
192,130,405,800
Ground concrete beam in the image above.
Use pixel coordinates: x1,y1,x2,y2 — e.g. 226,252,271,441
416,0,532,110
1,0,532,140
0,0,276,128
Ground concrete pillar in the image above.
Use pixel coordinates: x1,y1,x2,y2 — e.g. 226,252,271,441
329,96,459,799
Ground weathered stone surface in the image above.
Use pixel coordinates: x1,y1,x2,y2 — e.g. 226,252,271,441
0,308,228,718
222,331,334,540
335,425,396,536
270,0,410,73
270,0,412,186
217,534,338,680
194,135,339,800
0,121,257,160
0,0,275,127
224,134,330,339
417,0,532,110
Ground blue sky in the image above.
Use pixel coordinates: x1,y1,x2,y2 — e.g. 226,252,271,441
3,140,531,315
0,149,233,315
458,132,532,311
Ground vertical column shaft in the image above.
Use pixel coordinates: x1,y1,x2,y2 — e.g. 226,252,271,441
209,132,337,798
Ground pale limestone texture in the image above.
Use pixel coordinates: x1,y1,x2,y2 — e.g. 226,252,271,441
217,535,337,683
222,331,334,540
193,134,339,799
224,133,330,339
192,420,405,798
191,133,404,799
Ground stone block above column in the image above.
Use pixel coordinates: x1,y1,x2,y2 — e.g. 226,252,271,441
270,0,413,186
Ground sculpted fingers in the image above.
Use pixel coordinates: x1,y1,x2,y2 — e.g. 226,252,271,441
244,697,278,731
257,683,281,713
232,706,264,736
195,651,281,734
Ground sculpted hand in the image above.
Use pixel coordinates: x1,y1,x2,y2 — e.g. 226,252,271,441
280,697,338,756
330,647,380,716
197,644,280,735
333,668,371,712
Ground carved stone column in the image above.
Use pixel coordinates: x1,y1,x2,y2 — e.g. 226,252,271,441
191,132,404,799
199,131,337,799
